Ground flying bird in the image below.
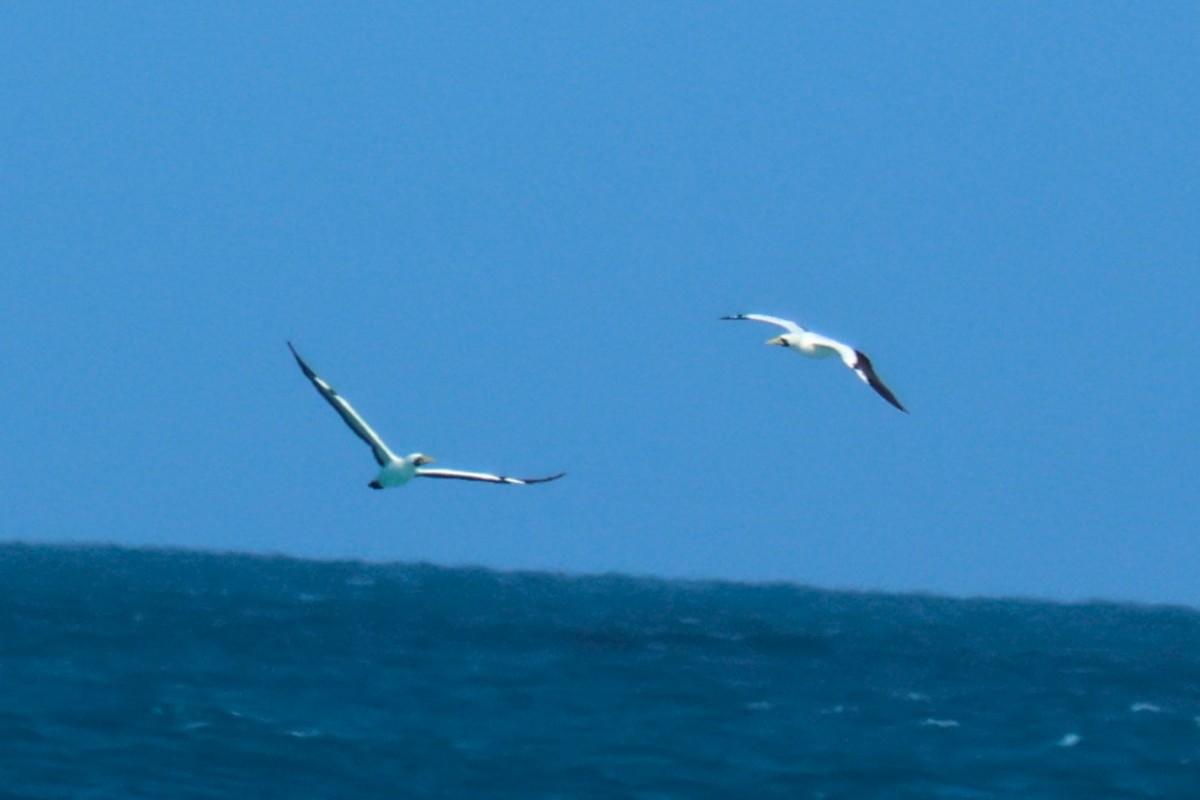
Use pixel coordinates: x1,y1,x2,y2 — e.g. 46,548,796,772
287,342,566,488
720,313,907,412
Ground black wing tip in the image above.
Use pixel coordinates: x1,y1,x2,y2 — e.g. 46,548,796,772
873,383,908,413
853,350,908,413
287,341,318,378
511,471,567,485
719,314,746,321
874,387,908,413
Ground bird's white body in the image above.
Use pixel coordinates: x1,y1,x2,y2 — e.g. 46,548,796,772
768,331,854,367
370,453,427,489
777,331,849,360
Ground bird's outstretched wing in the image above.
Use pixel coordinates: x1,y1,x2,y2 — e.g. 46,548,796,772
719,313,805,334
848,350,908,413
416,468,566,485
288,342,398,465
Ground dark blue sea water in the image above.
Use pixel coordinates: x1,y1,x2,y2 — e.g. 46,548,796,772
1,544,1198,798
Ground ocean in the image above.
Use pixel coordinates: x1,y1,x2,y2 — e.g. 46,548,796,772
0,543,1196,798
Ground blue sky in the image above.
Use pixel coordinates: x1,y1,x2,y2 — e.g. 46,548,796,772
3,4,1197,605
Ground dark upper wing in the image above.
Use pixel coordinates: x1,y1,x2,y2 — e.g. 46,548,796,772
416,468,566,485
851,350,908,413
288,342,397,465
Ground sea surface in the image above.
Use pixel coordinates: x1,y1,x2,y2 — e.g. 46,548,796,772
1,543,1197,799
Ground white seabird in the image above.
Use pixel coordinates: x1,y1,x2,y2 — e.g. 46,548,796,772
720,313,908,412
288,342,566,489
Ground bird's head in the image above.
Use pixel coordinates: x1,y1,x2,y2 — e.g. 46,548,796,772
409,453,435,466
766,335,790,348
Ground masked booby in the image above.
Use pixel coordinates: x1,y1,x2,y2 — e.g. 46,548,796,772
720,313,907,412
288,342,566,488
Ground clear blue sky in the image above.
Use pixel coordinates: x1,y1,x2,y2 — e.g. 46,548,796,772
3,4,1197,605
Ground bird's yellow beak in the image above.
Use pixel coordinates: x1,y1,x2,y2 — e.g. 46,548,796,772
766,336,786,346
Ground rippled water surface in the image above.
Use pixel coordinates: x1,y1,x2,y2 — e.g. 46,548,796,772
1,544,1198,798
